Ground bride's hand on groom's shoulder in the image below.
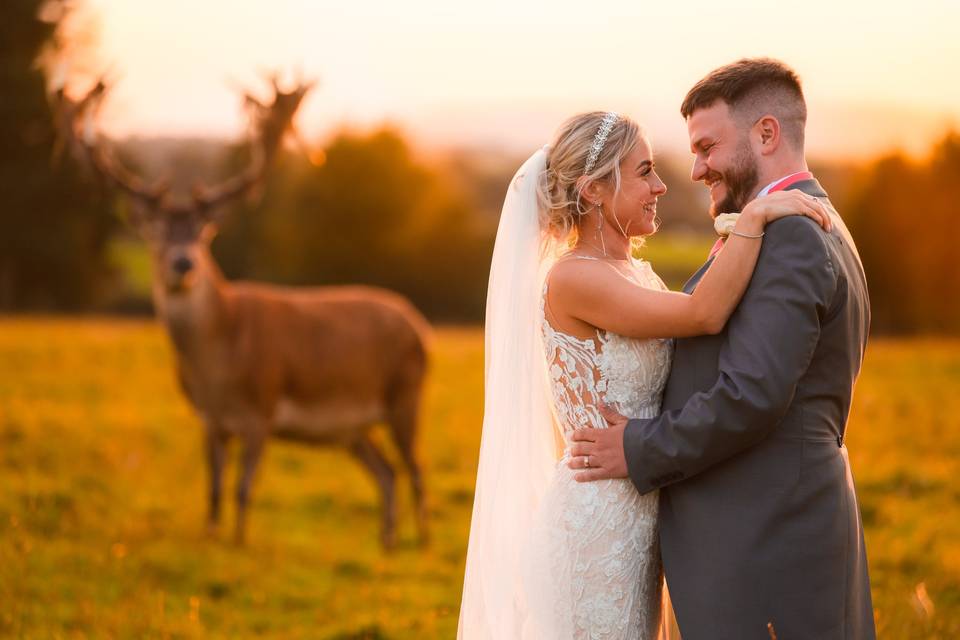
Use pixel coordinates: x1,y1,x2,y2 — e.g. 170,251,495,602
568,404,630,482
741,190,832,231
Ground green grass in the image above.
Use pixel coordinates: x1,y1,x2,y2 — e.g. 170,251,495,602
0,318,957,638
108,237,154,298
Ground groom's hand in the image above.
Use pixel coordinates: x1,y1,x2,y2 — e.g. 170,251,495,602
568,404,629,482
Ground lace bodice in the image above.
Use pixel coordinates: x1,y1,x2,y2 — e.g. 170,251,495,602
541,256,673,447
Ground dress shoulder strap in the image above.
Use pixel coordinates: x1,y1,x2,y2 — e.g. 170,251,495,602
561,255,604,262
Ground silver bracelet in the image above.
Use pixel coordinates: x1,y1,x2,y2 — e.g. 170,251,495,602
729,229,765,239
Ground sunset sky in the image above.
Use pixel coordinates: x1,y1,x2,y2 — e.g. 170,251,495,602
70,0,960,161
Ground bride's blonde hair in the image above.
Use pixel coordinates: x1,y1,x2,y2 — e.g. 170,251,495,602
537,111,643,244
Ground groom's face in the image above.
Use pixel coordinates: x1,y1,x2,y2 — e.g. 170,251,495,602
687,101,760,218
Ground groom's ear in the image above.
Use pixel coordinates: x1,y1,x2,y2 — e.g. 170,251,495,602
752,115,782,156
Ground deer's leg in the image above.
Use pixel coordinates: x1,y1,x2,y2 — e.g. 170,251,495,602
204,424,230,536
387,373,429,546
349,435,397,550
234,427,268,546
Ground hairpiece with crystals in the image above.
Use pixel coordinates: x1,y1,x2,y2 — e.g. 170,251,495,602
583,111,619,175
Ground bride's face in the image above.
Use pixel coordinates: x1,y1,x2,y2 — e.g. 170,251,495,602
602,137,667,237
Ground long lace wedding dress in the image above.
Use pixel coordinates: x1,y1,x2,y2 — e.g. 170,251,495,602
521,254,674,639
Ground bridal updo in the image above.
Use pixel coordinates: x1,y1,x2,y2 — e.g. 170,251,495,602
537,111,642,241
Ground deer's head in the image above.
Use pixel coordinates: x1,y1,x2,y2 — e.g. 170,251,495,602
132,199,221,295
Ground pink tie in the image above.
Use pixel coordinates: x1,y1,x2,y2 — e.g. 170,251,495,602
708,237,725,259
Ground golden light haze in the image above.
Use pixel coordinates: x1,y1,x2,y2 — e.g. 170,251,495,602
78,0,960,160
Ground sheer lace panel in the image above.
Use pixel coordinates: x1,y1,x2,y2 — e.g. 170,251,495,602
540,257,673,447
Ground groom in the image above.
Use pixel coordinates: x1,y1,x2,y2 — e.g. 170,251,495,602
569,58,876,639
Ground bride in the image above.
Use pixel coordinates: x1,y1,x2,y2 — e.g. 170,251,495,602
457,111,830,639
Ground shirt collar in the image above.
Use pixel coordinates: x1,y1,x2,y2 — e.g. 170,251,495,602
757,171,812,198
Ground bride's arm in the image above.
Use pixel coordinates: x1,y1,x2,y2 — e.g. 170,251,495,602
550,191,831,339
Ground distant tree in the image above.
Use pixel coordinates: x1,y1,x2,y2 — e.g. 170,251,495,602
845,132,960,334
213,129,492,321
0,0,117,310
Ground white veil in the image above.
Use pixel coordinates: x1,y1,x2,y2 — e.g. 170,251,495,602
457,147,563,639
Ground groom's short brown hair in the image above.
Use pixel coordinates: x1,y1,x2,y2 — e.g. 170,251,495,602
681,58,807,150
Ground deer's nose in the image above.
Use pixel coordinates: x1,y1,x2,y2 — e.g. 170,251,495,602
172,256,193,275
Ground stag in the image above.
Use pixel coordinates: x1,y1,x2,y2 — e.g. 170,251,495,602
58,76,430,549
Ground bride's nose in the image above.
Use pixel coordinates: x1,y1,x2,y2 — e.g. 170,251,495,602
652,174,667,195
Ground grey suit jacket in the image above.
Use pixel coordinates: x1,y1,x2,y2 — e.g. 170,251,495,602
623,180,876,639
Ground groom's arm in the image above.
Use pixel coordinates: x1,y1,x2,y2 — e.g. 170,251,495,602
624,216,838,495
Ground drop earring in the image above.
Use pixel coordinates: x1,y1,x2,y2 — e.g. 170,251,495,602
597,202,607,257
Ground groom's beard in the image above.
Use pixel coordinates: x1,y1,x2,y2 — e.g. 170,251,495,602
708,144,760,218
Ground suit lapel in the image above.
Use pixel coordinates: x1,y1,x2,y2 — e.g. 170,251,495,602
682,256,714,294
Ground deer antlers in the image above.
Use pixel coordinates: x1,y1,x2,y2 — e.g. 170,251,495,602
48,63,108,170
56,71,314,223
242,71,315,164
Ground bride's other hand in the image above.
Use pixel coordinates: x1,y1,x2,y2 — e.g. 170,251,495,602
739,190,832,233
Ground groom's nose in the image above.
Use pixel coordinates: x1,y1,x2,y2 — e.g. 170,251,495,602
691,156,708,182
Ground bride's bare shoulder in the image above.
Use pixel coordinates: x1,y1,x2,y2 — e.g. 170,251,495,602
547,256,623,299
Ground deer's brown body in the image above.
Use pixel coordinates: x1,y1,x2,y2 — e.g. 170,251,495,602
161,262,428,445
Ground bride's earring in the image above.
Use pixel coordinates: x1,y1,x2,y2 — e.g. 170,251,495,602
597,203,607,257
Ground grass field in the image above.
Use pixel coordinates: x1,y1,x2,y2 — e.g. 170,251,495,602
0,318,957,638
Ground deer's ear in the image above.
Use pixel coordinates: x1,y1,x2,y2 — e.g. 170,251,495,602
196,200,230,228
200,219,220,242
